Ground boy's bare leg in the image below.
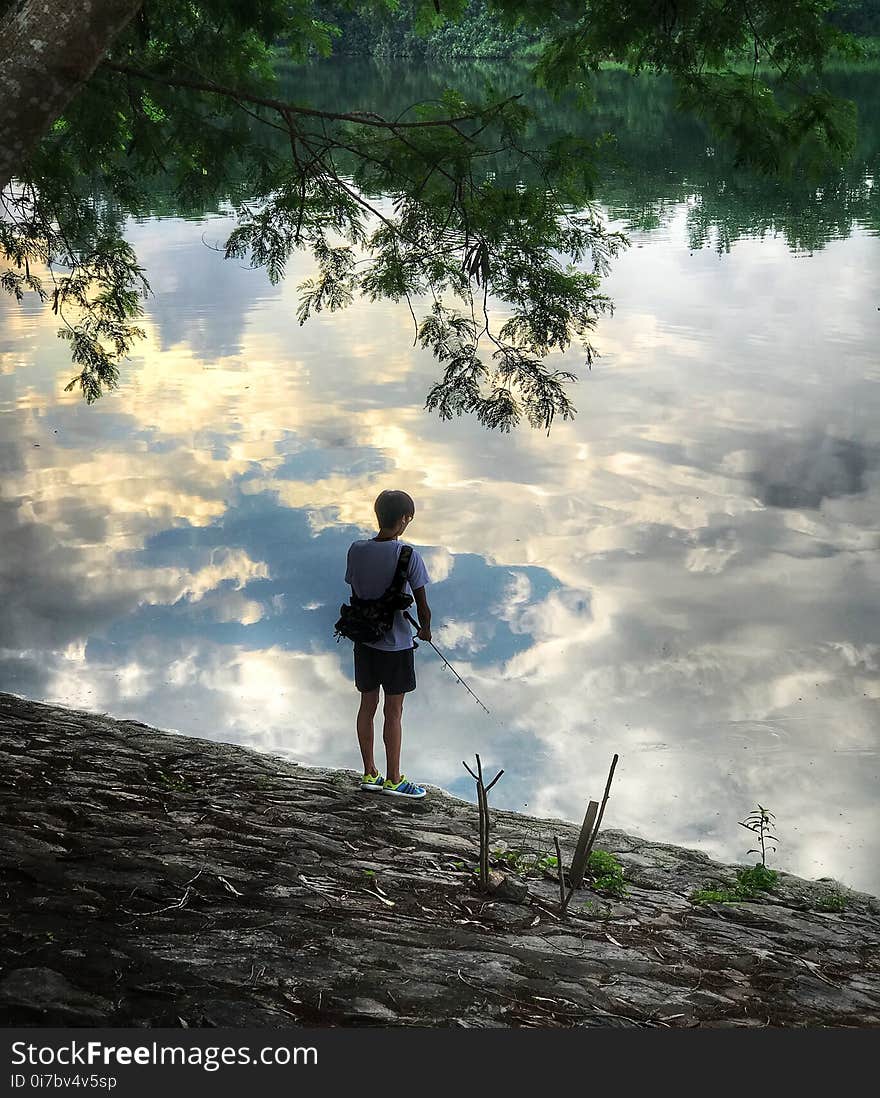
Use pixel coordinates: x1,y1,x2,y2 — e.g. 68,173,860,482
383,692,405,783
357,688,380,775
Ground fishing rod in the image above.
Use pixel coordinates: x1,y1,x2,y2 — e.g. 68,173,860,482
404,610,491,715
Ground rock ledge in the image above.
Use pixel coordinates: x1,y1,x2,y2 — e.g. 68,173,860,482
1,692,878,1027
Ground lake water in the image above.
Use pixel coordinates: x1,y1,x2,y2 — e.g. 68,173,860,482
2,62,878,894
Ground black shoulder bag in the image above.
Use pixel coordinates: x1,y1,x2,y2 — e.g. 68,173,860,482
334,544,414,643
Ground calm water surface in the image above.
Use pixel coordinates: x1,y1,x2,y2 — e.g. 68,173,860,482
2,64,878,892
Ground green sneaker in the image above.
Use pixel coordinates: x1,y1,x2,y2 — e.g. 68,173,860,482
382,775,426,799
360,771,385,792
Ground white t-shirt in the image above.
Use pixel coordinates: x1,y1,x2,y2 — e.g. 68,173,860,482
345,539,430,651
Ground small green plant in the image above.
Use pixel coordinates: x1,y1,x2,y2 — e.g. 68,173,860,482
693,803,783,905
587,849,627,898
152,769,192,793
815,890,847,913
736,864,778,894
739,804,780,868
587,850,620,875
491,848,530,874
535,853,559,873
490,845,626,898
490,848,560,877
577,900,614,919
691,864,778,905
691,887,740,904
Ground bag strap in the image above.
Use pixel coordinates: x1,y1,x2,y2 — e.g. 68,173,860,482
387,544,413,595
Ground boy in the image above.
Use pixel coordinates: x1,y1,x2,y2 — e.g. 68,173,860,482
345,489,432,799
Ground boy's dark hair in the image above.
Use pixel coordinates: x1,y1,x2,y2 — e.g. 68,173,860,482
374,489,415,529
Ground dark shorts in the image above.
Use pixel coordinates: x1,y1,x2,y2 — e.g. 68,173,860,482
354,643,416,695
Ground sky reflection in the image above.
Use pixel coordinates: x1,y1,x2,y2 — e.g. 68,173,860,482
1,202,878,895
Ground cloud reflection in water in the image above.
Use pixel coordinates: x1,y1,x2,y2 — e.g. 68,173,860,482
0,209,878,895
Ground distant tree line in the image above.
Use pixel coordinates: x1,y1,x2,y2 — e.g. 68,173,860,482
314,0,880,59
312,0,544,58
828,0,880,36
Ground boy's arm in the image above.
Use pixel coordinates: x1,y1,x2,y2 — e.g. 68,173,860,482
412,585,431,642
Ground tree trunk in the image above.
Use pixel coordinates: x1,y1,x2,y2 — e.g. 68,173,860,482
0,0,143,192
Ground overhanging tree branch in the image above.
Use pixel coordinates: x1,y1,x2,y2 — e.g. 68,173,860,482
100,61,523,134
0,0,860,429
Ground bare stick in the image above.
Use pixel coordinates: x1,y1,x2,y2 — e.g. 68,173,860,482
476,789,486,889
554,836,566,909
485,769,505,793
463,754,503,893
479,784,489,889
560,754,620,910
475,754,487,889
586,754,619,857
103,62,523,135
121,886,193,917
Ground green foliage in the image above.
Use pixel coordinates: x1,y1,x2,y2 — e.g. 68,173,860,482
491,844,625,896
692,802,783,904
576,899,614,919
677,76,857,177
585,64,880,251
537,1,857,173
0,0,864,425
828,0,880,36
150,769,194,793
739,804,780,868
691,863,778,905
491,847,558,875
691,887,740,904
737,863,779,893
0,179,149,403
312,1,543,59
814,889,848,912
587,848,627,898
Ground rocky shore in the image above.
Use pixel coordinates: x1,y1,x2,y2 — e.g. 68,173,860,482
1,691,879,1028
